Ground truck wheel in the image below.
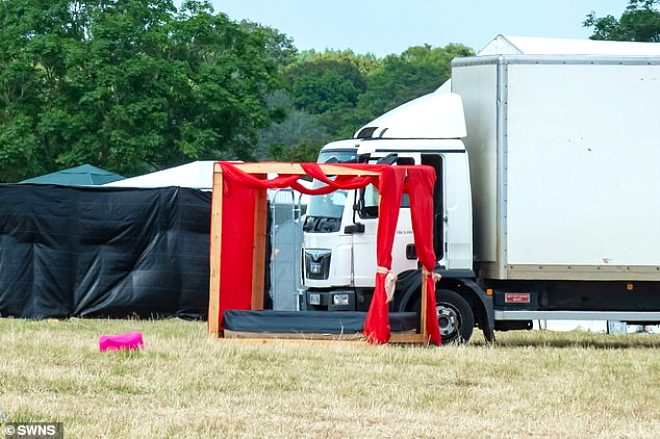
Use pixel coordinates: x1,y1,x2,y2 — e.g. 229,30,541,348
432,289,474,344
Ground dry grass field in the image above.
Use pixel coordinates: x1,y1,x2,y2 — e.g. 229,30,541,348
0,318,659,438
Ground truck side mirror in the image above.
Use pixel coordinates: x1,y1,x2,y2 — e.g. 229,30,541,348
344,223,365,234
345,189,365,234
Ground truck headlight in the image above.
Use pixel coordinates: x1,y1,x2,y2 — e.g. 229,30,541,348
333,293,349,306
308,293,321,305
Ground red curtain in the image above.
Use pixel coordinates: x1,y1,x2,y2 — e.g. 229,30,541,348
363,167,404,343
405,168,442,346
215,169,256,329
363,166,442,346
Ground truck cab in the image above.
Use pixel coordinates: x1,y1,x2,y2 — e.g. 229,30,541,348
302,93,493,342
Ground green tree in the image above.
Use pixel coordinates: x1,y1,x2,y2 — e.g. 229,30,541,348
285,57,367,115
276,50,376,142
0,0,288,181
256,90,328,162
238,19,297,73
271,44,475,155
0,0,77,181
357,43,474,120
584,0,660,42
296,49,380,76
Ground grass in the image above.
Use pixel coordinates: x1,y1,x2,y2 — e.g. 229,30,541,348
0,318,659,438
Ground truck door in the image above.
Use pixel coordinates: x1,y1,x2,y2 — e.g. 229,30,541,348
350,153,445,287
422,153,446,265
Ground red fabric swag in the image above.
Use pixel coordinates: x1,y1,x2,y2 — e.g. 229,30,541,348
405,168,442,346
363,166,403,344
363,166,442,346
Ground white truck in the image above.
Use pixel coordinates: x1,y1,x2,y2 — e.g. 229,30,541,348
301,51,660,342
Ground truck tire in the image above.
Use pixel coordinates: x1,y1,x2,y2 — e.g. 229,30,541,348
415,289,474,344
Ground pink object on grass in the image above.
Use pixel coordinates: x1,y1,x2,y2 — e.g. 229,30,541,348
99,332,144,352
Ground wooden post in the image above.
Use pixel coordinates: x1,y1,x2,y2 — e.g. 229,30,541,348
251,185,267,310
208,163,224,337
420,270,429,346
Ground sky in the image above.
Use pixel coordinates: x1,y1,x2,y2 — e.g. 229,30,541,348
207,0,631,56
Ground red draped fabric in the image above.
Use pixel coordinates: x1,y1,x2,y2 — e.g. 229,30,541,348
362,166,404,343
363,166,442,346
219,162,380,193
217,178,255,323
215,162,441,346
405,168,442,346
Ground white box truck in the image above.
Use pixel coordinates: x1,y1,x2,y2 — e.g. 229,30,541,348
301,52,660,343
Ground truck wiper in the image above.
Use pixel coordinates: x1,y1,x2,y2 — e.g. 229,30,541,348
303,216,341,233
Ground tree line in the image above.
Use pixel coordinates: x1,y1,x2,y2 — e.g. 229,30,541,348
1,0,658,182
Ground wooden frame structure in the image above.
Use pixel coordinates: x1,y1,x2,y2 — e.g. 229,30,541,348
208,162,431,345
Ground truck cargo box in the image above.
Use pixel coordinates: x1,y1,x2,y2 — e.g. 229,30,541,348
452,55,660,281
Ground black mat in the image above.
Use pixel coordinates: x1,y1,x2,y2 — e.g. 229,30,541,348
223,310,419,334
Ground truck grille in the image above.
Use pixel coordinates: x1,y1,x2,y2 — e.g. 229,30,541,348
304,249,331,280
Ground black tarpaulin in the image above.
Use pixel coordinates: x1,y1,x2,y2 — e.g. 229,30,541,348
0,185,210,319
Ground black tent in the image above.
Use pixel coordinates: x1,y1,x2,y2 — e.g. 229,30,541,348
0,184,210,319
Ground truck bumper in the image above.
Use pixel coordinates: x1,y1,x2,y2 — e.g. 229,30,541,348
304,289,356,311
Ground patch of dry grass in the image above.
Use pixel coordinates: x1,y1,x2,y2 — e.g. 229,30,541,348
0,318,659,438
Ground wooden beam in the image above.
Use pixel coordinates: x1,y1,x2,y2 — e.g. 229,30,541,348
231,162,380,176
251,184,267,310
207,163,224,337
389,332,428,344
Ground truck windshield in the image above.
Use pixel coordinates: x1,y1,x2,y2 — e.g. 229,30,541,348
317,150,357,164
306,183,347,219
303,149,356,232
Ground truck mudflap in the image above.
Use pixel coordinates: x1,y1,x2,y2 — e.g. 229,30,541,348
395,269,495,342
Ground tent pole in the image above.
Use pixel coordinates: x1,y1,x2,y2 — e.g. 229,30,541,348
208,163,224,337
